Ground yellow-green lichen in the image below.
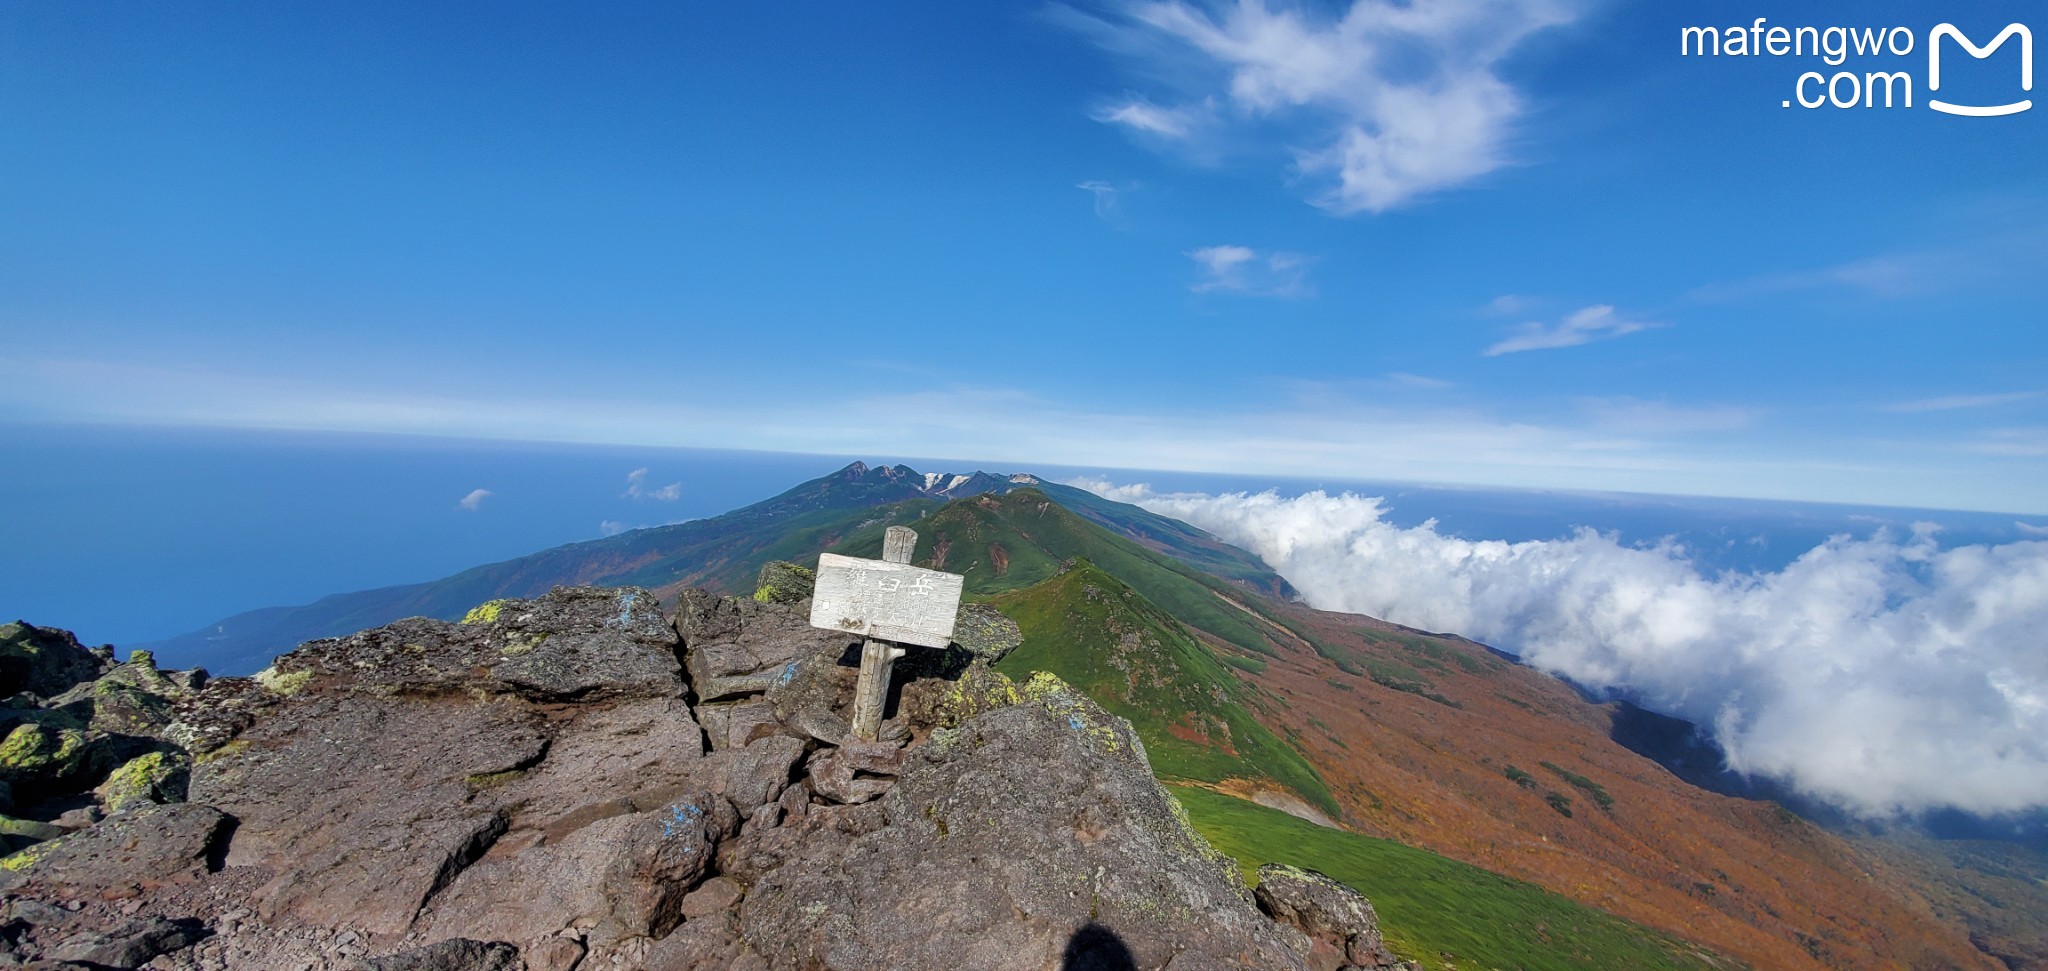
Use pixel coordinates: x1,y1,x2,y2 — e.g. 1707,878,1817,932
99,751,181,812
0,839,54,872
0,722,86,773
752,562,816,604
465,768,527,789
500,632,548,657
254,667,312,696
1019,672,1125,753
194,739,250,765
462,600,512,625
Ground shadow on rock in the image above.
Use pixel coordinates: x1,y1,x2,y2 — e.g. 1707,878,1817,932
1061,922,1137,971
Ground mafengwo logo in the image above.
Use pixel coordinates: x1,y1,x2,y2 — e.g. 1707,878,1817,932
1681,20,2032,115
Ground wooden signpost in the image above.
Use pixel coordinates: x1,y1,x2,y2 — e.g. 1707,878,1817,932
809,526,965,741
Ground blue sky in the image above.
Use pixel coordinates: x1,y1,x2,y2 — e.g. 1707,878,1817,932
3,0,2044,513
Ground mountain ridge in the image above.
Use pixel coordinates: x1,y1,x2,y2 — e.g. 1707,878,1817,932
141,462,1288,676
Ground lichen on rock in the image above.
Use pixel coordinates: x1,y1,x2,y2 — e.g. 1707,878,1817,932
95,749,190,812
752,560,816,604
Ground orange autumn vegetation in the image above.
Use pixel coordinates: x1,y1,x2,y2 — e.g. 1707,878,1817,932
1217,602,1997,971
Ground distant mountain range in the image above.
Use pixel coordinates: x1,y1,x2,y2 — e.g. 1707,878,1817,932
144,462,1290,677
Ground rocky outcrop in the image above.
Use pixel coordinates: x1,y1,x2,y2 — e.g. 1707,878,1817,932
0,625,204,839
0,585,1410,969
751,561,816,606
736,683,1306,970
1253,864,1404,970
0,622,112,701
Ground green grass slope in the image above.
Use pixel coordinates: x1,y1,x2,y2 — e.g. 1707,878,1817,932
1171,786,1730,971
988,561,1337,817
1032,480,1295,598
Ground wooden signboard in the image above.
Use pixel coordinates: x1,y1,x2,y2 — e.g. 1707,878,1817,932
809,552,964,649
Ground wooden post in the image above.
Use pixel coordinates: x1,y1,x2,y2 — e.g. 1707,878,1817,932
850,526,918,741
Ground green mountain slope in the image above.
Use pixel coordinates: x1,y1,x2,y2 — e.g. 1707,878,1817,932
1171,786,1724,971
830,487,1319,663
989,561,1336,816
1032,481,1296,599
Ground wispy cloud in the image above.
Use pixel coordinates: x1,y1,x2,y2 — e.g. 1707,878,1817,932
1482,294,1532,316
1686,221,2048,305
1089,99,1200,138
599,520,630,537
1384,372,1453,390
1688,252,1973,303
1967,428,2048,458
1483,304,1659,356
1072,0,1580,212
1885,391,2040,414
457,488,493,511
624,467,682,501
1077,179,1132,225
1188,244,1312,297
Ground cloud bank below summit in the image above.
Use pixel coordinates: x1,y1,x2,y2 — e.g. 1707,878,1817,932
1074,480,2048,818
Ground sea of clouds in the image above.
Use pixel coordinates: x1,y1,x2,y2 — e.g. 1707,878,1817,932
1072,480,2048,818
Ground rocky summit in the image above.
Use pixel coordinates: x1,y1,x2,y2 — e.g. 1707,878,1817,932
0,575,1410,970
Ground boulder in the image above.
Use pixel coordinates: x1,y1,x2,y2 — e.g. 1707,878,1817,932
718,735,807,814
805,740,903,806
951,603,1023,664
674,590,854,706
752,561,816,605
0,623,109,700
0,802,229,895
47,916,208,968
0,717,91,790
94,749,189,812
1254,863,1401,970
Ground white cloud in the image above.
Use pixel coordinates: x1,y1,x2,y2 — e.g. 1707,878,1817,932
1885,391,2040,414
599,520,629,537
1077,179,1130,224
1483,294,1532,316
1063,475,1157,504
1090,99,1200,138
1484,304,1659,356
1384,371,1453,390
624,467,682,501
1076,0,1578,212
1078,482,2048,817
457,488,493,511
2018,522,2048,537
1188,244,1312,297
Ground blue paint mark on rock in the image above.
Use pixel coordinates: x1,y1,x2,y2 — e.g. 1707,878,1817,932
660,802,704,839
615,591,639,627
